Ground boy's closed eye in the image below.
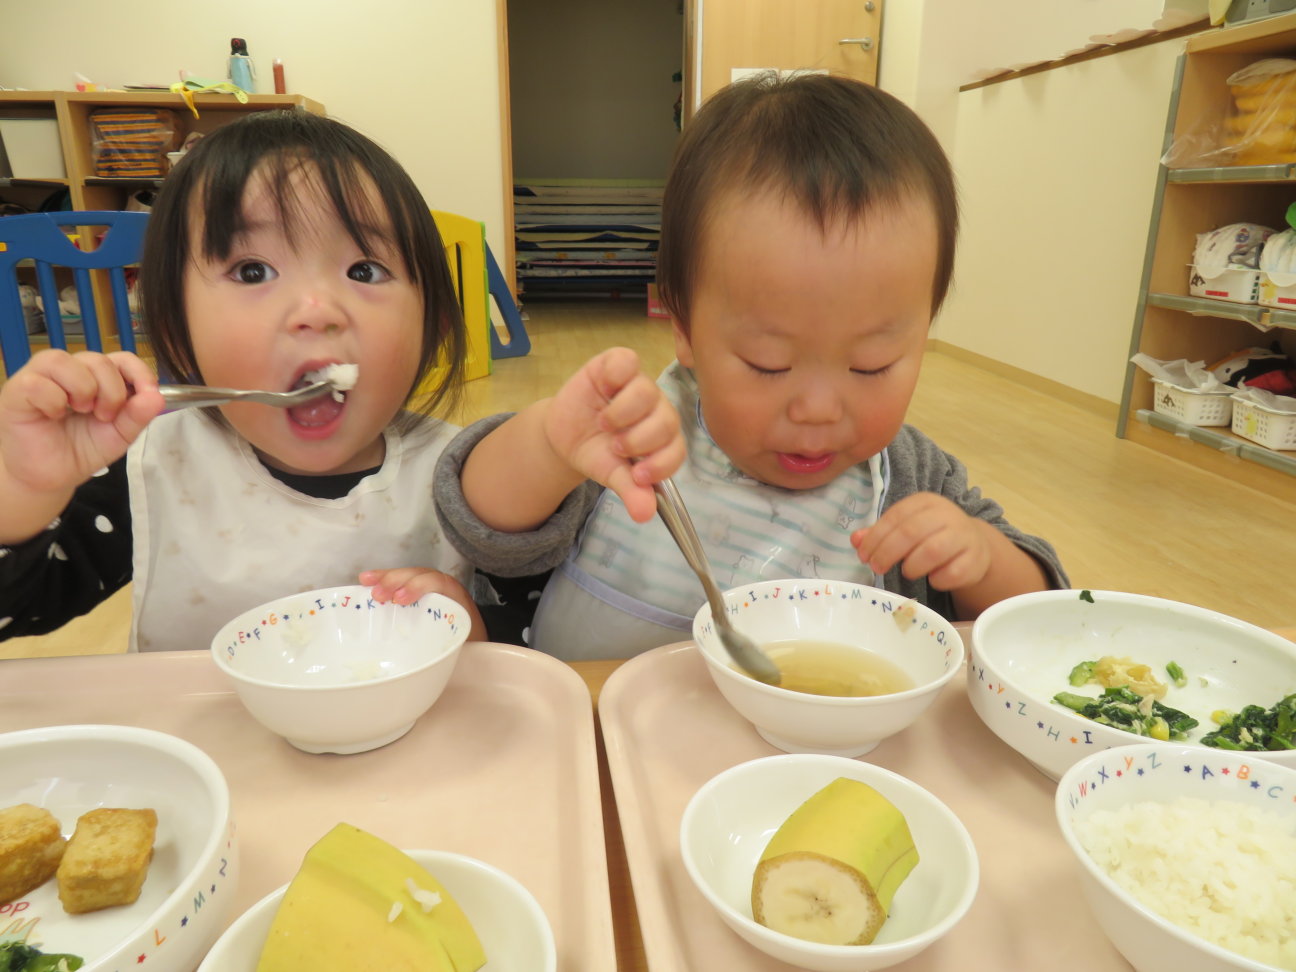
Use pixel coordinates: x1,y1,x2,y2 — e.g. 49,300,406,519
740,357,791,376
850,363,895,377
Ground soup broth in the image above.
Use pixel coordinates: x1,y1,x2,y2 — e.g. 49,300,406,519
756,640,915,698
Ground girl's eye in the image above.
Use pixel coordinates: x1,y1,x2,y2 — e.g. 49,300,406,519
347,261,392,284
233,262,277,284
851,364,894,378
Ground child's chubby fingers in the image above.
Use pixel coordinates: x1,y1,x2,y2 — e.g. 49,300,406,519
585,346,643,402
604,464,658,524
926,545,991,592
599,372,667,435
7,350,101,419
610,392,681,458
108,351,164,420
360,567,471,607
851,494,945,575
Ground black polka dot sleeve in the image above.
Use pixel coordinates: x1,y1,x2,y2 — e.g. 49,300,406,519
0,457,132,640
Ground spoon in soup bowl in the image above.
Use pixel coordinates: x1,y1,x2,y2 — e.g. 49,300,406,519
652,478,782,686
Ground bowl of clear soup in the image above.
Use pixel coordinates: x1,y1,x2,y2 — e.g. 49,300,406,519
692,579,965,757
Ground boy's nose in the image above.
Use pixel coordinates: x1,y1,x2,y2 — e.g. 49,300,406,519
787,382,845,425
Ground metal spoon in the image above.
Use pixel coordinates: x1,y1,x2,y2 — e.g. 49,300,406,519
652,478,782,686
158,380,334,411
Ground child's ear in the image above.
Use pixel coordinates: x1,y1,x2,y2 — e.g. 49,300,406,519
671,319,696,368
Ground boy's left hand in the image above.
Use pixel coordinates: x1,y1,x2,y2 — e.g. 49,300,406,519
360,568,487,642
850,493,991,592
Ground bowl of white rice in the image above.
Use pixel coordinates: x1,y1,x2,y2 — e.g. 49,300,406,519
1057,742,1296,972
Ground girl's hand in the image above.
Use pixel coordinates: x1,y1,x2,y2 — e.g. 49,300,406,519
0,350,164,493
851,493,991,592
850,492,1049,619
360,568,487,642
542,347,685,523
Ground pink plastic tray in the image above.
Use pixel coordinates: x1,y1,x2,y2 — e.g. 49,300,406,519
0,644,615,972
599,641,1133,972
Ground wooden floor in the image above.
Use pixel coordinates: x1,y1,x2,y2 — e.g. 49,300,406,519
4,298,1295,659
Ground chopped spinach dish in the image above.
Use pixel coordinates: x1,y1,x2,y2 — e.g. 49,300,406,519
1166,661,1187,688
1053,687,1199,741
1200,694,1296,751
0,943,84,972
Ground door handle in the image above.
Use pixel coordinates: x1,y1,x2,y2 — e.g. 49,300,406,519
839,37,875,51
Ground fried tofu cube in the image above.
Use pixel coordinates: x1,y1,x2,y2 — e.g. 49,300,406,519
57,808,157,914
0,804,66,904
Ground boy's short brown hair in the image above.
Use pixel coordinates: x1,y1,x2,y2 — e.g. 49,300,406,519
657,73,957,329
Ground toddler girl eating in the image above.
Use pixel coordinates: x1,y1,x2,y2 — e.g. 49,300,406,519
436,73,1068,660
0,110,668,650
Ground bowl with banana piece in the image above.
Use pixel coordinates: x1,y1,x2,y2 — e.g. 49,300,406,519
679,754,978,972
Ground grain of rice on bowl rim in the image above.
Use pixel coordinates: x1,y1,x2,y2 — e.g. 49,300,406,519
1075,797,1296,970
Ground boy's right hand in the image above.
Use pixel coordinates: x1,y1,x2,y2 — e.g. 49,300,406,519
543,347,685,523
0,349,165,493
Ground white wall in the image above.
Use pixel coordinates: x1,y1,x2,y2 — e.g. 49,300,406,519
509,0,683,180
880,0,1170,147
933,38,1183,405
0,0,508,264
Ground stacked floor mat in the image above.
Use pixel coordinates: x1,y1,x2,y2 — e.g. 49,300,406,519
513,180,662,298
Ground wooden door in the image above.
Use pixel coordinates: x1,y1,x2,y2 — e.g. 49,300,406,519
699,0,882,103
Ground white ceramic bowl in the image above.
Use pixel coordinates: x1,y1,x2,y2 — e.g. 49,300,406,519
1057,742,1296,972
211,585,470,754
970,589,1296,781
680,754,978,972
0,725,237,972
197,848,555,972
693,580,964,757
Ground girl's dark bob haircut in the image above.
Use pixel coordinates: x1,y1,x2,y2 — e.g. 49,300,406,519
140,108,466,423
658,73,958,330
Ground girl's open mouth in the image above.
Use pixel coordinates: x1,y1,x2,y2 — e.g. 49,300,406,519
285,365,351,439
777,452,836,474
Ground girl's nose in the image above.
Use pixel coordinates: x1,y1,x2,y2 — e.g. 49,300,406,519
286,289,348,335
787,380,845,425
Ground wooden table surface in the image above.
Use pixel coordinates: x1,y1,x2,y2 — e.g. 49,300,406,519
570,631,1296,972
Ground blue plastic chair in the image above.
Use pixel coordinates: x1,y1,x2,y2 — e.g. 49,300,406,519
487,244,530,359
0,211,148,373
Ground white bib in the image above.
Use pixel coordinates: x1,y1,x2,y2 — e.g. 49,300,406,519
565,363,886,625
127,410,469,652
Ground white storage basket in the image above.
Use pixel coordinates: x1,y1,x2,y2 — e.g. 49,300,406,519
1189,264,1261,304
1231,395,1296,450
1151,380,1234,427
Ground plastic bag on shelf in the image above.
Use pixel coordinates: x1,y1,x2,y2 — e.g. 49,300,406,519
1163,59,1296,168
1233,385,1296,413
89,107,183,179
1131,354,1229,392
1194,222,1275,268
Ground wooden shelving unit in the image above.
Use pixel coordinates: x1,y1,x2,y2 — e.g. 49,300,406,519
0,90,323,350
1119,14,1296,504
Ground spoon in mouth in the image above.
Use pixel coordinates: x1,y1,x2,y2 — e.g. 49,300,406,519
158,381,336,411
652,478,782,686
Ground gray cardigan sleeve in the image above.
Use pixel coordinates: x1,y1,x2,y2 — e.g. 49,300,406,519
882,424,1069,619
433,413,603,576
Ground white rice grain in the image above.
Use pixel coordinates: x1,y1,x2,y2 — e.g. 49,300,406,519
1075,798,1296,969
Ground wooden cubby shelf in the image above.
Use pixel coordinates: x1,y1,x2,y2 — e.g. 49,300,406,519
0,90,323,348
1120,13,1296,497
1146,292,1296,329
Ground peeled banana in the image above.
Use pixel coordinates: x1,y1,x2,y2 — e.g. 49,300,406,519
751,778,919,946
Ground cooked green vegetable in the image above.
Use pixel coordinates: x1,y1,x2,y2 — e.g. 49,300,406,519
1200,694,1296,751
1069,660,1097,687
1053,686,1199,741
1079,590,1095,603
1166,661,1187,688
0,944,83,972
